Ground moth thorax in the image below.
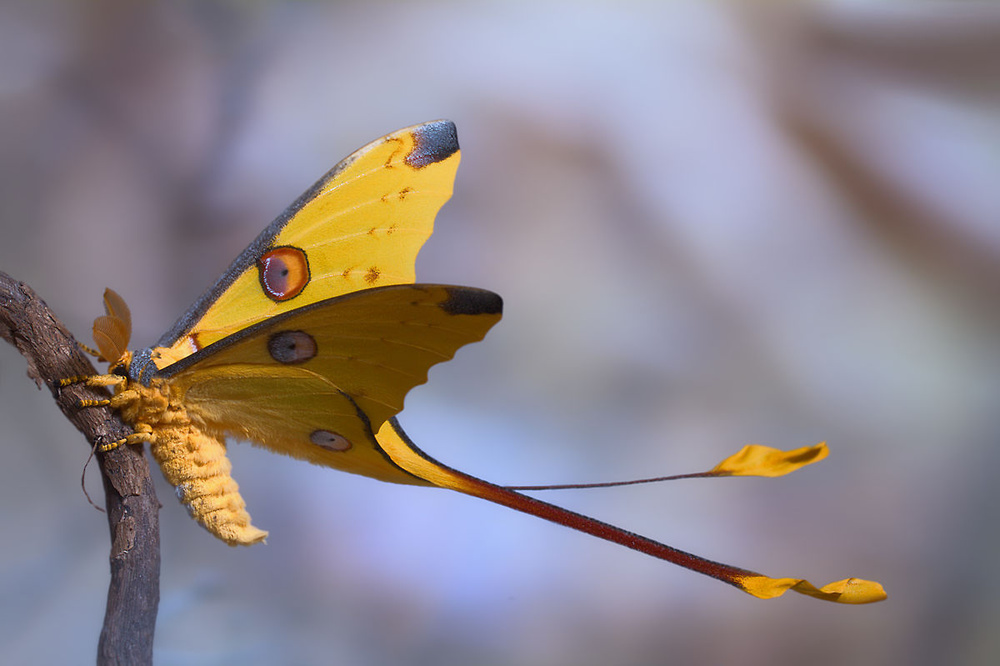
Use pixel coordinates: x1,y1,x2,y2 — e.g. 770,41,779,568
127,348,159,386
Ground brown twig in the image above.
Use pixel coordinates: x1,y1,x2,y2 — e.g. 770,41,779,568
0,271,159,666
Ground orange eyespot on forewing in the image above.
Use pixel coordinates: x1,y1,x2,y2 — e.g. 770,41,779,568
257,246,310,301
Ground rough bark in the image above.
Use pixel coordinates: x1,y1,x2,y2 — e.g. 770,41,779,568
0,271,159,665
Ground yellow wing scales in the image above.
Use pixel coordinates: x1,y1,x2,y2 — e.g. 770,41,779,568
152,121,460,369
169,285,502,485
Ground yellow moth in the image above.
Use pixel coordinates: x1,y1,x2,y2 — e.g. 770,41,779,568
66,121,884,604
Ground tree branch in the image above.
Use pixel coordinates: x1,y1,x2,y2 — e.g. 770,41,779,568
0,271,159,665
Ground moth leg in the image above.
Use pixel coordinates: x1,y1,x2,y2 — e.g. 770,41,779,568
78,342,102,357
84,387,143,410
59,373,125,389
59,375,93,388
59,374,129,408
98,423,154,453
106,388,141,408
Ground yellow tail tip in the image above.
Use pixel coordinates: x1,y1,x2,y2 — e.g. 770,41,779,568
739,575,887,604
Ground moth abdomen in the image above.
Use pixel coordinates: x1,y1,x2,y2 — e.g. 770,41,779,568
148,423,267,546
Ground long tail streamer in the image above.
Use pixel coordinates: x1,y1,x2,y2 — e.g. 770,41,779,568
377,418,885,604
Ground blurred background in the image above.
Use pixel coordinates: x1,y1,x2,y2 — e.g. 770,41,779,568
1,1,998,664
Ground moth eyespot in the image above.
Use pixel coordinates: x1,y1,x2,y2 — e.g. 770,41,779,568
257,246,310,301
268,331,317,364
310,430,351,452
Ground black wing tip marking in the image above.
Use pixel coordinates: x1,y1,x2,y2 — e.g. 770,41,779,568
439,287,503,317
407,121,460,168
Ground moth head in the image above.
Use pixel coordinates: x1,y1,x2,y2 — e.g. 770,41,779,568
93,288,133,368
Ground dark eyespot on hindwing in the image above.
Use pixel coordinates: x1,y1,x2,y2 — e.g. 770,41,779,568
267,330,317,364
311,430,352,452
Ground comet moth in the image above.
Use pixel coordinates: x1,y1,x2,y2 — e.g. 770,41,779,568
63,121,885,604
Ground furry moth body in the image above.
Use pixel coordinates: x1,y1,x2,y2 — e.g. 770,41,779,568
110,368,266,544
